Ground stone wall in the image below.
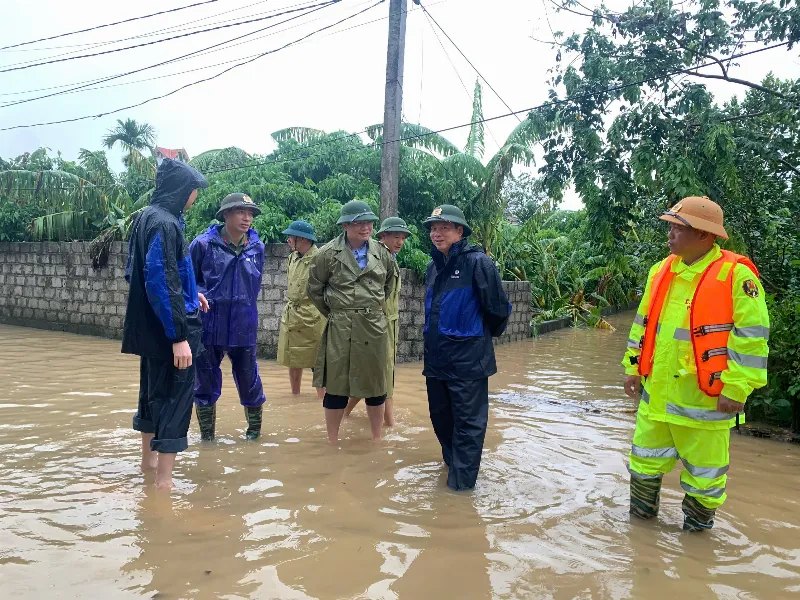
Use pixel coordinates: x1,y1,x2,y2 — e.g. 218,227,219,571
0,242,532,362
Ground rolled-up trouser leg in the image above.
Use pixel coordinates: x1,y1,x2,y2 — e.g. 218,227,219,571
133,357,156,434
228,346,266,408
194,345,225,407
426,377,454,467
147,357,195,454
446,378,489,491
629,410,678,518
671,423,729,530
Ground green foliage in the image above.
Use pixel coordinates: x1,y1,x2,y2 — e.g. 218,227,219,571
539,0,800,429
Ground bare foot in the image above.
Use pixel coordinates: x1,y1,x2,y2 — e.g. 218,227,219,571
154,477,174,490
383,417,396,427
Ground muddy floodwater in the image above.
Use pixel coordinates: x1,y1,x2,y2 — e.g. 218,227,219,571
1,317,799,600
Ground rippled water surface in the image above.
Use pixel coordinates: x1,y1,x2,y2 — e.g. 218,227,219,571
1,317,799,599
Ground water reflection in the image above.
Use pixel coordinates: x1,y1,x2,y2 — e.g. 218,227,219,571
0,319,799,599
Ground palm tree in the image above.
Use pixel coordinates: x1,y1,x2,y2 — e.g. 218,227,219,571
102,119,156,167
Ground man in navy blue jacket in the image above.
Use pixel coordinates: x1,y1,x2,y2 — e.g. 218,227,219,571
189,193,266,441
122,158,208,490
422,205,512,491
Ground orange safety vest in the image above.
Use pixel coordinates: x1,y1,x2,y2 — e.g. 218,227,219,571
637,250,759,396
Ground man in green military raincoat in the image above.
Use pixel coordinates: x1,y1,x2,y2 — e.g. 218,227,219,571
277,220,326,400
307,200,396,444
344,216,411,426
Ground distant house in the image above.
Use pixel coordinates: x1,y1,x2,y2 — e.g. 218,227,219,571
155,146,190,165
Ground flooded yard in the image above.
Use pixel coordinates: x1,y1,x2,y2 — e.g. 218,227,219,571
0,316,799,599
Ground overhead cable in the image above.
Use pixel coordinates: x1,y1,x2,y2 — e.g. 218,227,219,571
0,1,342,73
0,0,221,51
0,1,384,131
0,1,341,109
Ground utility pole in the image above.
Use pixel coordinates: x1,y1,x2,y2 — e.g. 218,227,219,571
378,0,412,220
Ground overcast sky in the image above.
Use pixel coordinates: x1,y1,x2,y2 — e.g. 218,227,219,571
2,0,798,210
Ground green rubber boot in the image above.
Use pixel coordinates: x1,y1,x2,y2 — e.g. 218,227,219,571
630,475,663,520
196,405,216,441
682,495,716,531
245,406,262,440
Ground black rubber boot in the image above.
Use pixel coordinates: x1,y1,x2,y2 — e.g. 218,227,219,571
682,495,716,531
630,475,663,520
245,406,262,440
196,405,216,441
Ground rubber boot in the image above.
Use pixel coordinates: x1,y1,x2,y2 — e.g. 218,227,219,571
682,495,716,531
245,406,262,440
196,405,216,441
630,475,662,520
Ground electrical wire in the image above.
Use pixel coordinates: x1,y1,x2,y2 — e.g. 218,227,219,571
0,0,221,51
0,1,341,73
418,1,521,122
421,10,502,148
0,1,341,109
0,0,446,108
0,1,327,69
0,0,276,53
0,1,383,132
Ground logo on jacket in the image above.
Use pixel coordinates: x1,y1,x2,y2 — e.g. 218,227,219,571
742,279,759,298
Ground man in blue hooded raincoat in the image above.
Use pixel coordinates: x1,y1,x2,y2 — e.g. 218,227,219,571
189,193,267,441
123,158,208,490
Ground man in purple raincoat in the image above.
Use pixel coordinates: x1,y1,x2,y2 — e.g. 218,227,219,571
189,193,267,441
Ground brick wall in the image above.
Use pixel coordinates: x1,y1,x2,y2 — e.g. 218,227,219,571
0,242,531,361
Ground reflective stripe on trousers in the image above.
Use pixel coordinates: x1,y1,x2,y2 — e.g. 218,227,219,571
629,410,730,509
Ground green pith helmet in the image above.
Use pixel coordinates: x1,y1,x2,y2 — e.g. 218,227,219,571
282,220,317,242
215,193,262,221
336,200,379,225
377,216,412,236
422,204,472,237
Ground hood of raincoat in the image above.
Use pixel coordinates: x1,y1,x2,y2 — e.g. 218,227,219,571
150,158,208,216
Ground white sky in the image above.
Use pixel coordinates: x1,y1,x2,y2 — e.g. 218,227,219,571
1,0,798,210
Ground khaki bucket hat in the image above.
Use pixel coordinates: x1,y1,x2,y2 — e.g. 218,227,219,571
659,196,728,240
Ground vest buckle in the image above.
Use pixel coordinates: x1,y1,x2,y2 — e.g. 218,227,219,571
708,372,722,386
630,356,639,365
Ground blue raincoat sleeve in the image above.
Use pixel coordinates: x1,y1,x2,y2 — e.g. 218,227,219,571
189,237,208,296
144,224,189,343
473,254,512,337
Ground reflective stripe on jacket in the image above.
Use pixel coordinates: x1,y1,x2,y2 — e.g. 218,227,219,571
622,244,770,430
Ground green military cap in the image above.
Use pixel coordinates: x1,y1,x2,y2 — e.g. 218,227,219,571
336,200,379,224
422,204,472,237
282,220,317,242
376,216,412,236
215,192,262,221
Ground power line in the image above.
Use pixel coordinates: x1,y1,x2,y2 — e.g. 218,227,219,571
0,0,276,53
0,0,321,69
0,1,342,73
0,1,328,70
418,2,521,122
4,41,792,188
0,1,341,109
0,0,446,109
5,105,790,194
421,9,502,148
197,42,796,176
0,0,221,51
0,1,383,132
